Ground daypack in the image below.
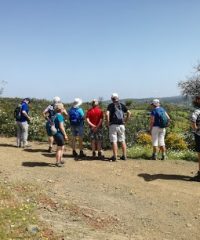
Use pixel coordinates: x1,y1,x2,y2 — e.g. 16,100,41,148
47,114,57,135
14,104,22,121
113,103,124,124
157,109,169,128
68,108,82,126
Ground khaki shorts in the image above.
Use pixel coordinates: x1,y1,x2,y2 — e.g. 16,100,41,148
109,124,125,143
151,127,166,147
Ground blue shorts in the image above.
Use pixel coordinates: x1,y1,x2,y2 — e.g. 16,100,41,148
71,125,84,137
53,133,65,146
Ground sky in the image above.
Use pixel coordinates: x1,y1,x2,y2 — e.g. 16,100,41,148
0,0,200,103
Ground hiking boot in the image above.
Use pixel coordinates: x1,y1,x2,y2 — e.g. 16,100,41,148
190,171,200,182
109,156,117,162
79,150,86,157
72,150,78,157
151,154,157,160
48,146,53,153
161,154,167,160
98,151,104,160
92,151,96,157
120,155,127,160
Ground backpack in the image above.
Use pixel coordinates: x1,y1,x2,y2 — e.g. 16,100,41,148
157,109,169,128
68,108,82,126
14,104,22,121
47,114,57,135
113,103,124,124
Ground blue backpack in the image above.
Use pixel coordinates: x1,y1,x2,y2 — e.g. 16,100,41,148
69,108,82,126
157,109,169,128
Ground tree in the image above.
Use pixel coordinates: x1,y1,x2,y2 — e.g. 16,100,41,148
178,63,200,97
0,80,7,96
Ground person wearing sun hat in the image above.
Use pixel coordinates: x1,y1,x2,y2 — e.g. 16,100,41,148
43,96,62,153
68,98,86,158
86,99,104,159
149,98,170,160
106,93,131,161
52,103,68,167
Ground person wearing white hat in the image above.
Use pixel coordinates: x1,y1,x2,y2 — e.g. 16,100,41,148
106,93,131,161
149,99,170,160
68,98,86,158
43,96,63,153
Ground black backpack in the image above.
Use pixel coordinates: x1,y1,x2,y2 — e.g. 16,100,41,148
113,103,124,124
14,104,22,121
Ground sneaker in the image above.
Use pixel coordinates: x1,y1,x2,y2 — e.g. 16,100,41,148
48,146,53,153
79,150,86,157
109,156,117,162
190,171,200,182
72,150,78,157
55,162,62,167
60,160,65,164
23,144,32,148
120,155,127,160
161,155,167,160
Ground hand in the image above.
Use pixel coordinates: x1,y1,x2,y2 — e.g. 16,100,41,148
64,135,68,141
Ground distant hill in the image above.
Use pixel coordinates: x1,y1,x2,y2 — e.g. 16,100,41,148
104,96,190,106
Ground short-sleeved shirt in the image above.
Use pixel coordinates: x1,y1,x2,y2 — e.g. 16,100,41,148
151,107,167,127
191,108,200,136
107,102,128,125
20,102,29,122
86,106,103,127
54,113,64,135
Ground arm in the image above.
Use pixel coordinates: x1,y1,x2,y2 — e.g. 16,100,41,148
22,110,31,122
59,121,68,141
124,110,131,123
149,115,155,132
106,110,110,127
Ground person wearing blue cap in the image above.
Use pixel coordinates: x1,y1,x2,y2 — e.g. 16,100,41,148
16,98,31,148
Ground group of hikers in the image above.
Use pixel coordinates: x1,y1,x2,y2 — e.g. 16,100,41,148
14,93,200,182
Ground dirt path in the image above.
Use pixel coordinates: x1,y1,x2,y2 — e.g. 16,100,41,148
0,137,200,240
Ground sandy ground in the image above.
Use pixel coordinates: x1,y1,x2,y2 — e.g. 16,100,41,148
0,137,200,240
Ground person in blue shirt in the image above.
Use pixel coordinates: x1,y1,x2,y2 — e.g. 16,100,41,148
16,98,31,148
149,99,170,160
68,98,85,158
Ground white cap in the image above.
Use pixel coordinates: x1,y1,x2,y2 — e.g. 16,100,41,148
151,99,160,106
73,98,82,108
111,93,119,100
53,96,61,104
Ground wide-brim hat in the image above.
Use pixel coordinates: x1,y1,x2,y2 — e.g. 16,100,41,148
73,98,82,108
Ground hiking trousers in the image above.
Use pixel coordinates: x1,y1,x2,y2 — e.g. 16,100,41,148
16,121,29,147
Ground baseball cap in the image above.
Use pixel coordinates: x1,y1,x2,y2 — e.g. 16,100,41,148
151,99,160,105
111,93,119,100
